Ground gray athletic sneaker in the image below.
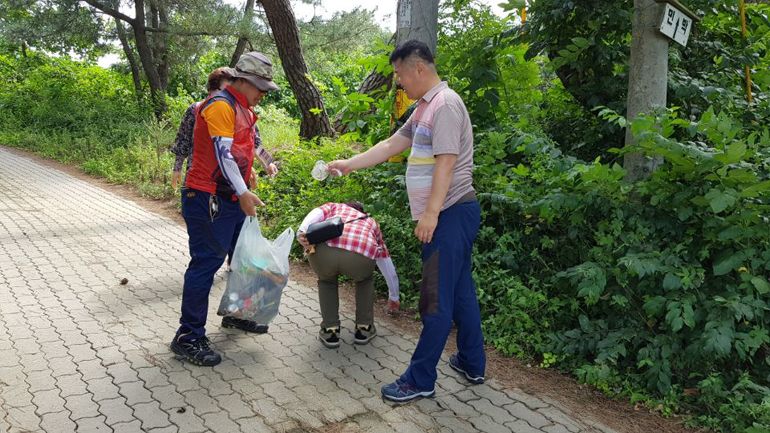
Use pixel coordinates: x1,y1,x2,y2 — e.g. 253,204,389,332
354,324,376,345
319,326,341,348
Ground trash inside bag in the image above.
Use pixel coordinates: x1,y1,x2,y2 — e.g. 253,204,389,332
217,217,294,324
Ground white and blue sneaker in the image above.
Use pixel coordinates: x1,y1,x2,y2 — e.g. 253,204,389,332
381,378,435,402
449,353,485,385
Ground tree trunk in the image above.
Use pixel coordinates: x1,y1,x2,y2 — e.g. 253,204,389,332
260,0,334,139
396,0,439,52
115,19,144,102
623,0,668,181
230,38,250,68
156,1,170,90
147,1,169,91
132,0,166,117
230,0,256,67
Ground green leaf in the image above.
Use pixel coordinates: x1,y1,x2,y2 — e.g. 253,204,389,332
666,301,683,332
677,207,693,221
713,250,746,276
571,37,591,49
740,180,770,198
619,253,664,277
718,226,743,241
643,296,667,316
714,141,746,164
704,188,737,213
670,317,684,332
511,164,530,176
497,0,527,12
751,276,770,294
703,323,734,357
682,302,695,328
663,273,682,291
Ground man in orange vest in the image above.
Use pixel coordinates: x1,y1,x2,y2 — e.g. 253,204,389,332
171,52,279,367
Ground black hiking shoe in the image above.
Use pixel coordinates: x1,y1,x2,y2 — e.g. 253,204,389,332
221,316,269,334
170,335,222,367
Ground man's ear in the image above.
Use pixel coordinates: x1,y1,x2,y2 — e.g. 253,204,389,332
414,60,424,75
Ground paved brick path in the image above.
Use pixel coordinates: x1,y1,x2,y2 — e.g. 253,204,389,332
0,147,619,433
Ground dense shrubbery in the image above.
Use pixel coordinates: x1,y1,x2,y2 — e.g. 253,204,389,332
481,110,770,432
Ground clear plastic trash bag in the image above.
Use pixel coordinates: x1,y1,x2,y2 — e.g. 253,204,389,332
217,216,294,324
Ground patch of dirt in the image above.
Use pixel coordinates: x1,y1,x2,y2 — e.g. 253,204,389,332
7,146,706,433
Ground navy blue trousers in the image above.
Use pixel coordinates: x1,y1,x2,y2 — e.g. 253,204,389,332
400,200,486,390
176,189,245,342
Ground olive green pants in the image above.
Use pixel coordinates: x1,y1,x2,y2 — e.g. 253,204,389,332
307,243,376,329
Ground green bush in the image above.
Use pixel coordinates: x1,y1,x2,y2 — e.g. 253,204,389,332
468,108,770,432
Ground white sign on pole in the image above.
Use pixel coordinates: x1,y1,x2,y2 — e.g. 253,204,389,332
659,3,693,47
398,0,412,29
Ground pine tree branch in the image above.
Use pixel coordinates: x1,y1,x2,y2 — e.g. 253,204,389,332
81,0,135,25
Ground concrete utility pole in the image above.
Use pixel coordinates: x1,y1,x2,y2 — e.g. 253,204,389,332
623,0,669,181
391,0,440,135
396,0,439,53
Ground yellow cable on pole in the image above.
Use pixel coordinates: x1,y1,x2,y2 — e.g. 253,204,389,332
389,85,411,163
739,0,753,105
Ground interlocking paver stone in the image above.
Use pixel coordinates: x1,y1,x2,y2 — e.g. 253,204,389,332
506,401,552,429
75,415,113,433
66,393,101,421
32,389,66,415
97,396,135,425
39,410,77,432
132,401,171,430
118,381,154,406
111,419,146,433
0,148,618,433
88,377,122,402
4,405,41,431
181,389,220,415
148,427,178,433
505,420,544,433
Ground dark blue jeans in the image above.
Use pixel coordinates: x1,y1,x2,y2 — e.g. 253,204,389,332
176,189,245,342
400,200,485,391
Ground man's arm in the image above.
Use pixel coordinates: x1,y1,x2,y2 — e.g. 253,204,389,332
203,100,263,215
414,154,457,243
328,132,411,175
415,104,464,243
347,134,412,171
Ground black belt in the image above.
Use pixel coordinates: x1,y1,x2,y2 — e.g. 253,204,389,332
456,190,477,204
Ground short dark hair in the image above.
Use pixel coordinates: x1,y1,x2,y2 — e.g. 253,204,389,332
389,40,434,65
344,201,365,213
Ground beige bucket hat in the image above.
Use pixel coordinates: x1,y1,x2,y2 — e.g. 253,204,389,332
232,52,279,92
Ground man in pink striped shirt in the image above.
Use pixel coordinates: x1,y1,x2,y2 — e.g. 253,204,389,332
329,40,485,403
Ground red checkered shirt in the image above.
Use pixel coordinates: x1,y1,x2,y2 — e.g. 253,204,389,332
318,203,390,260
